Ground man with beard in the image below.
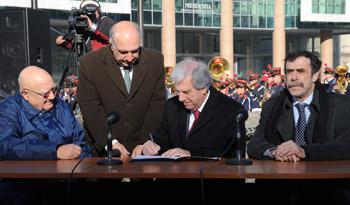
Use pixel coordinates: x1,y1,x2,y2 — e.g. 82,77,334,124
247,50,350,205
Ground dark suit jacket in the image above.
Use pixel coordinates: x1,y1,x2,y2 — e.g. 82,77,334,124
247,88,350,160
154,87,246,157
78,46,166,156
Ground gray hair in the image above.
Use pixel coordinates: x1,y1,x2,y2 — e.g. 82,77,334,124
171,57,212,89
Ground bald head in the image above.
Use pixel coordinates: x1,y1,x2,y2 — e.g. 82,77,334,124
18,66,53,91
109,21,141,66
19,66,56,111
109,21,140,49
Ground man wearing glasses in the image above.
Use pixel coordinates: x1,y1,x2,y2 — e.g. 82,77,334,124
78,21,165,158
0,66,90,160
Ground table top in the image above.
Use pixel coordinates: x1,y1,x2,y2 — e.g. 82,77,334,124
0,158,349,179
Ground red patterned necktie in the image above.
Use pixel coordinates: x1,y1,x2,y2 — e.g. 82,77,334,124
189,110,200,131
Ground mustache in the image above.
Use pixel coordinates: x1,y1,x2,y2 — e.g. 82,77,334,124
287,81,304,88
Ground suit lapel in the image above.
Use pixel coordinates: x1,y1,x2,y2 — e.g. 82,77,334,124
102,47,129,97
188,89,217,136
178,106,189,144
276,99,294,142
128,48,148,100
305,109,316,143
307,90,321,143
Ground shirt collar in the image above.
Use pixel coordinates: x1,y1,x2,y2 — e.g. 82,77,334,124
18,93,54,120
196,89,210,113
292,91,314,106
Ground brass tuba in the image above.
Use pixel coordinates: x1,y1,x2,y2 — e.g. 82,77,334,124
208,56,231,90
164,66,175,88
334,65,349,95
259,81,270,107
208,56,230,81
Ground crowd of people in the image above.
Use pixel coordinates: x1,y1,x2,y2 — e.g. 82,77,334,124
0,0,350,204
188,61,350,113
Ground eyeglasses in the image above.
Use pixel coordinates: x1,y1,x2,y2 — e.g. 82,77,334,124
117,47,140,56
23,87,58,99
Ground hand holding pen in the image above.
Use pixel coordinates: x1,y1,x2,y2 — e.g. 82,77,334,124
142,133,160,155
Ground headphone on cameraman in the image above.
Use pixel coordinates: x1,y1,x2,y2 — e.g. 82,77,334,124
80,0,101,15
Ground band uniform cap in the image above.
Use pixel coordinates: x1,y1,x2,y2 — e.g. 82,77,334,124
270,67,281,76
235,79,247,88
80,0,100,8
261,75,269,82
248,73,259,81
324,67,334,74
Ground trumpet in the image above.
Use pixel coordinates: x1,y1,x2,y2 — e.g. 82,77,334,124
334,65,349,95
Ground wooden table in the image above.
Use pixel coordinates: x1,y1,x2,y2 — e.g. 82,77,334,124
0,158,350,179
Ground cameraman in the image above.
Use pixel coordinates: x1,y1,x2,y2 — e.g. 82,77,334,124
56,0,114,51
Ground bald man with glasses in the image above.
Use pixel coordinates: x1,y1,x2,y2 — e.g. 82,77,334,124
0,66,90,160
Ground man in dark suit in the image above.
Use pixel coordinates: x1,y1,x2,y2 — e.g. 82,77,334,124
78,21,165,158
248,50,350,161
248,51,350,205
142,58,246,158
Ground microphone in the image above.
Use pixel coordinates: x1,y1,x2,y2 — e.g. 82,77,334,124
107,111,120,125
97,111,123,166
236,110,248,122
225,110,253,165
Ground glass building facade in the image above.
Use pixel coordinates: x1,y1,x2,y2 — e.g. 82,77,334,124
127,0,349,76
2,0,347,80
130,0,302,75
312,0,345,14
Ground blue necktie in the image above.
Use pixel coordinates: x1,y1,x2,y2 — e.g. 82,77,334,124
295,103,307,146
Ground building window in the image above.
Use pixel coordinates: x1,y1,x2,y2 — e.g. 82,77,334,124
234,2,240,14
153,11,161,24
213,14,220,27
144,0,152,10
312,0,345,14
144,11,152,24
234,16,240,28
213,0,221,13
250,16,258,28
176,13,184,25
185,13,193,26
153,0,162,10
259,16,266,28
241,15,249,27
176,0,183,11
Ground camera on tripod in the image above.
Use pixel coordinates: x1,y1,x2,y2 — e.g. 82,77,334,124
69,6,97,30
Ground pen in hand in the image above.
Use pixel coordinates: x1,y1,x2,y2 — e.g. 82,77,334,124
149,133,155,144
148,133,159,155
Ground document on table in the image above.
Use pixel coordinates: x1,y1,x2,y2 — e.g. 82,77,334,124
130,155,219,162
